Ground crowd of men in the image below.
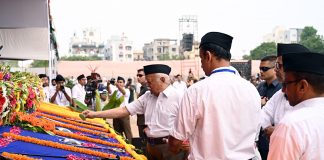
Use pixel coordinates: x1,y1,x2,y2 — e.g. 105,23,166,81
38,31,324,160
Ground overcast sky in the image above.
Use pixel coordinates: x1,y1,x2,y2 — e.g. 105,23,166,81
50,0,324,59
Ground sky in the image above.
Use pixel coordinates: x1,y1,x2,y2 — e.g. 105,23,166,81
50,0,324,59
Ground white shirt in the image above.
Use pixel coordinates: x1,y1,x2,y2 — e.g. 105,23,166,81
72,83,86,105
116,87,130,107
268,97,324,160
261,90,293,128
49,87,72,106
126,85,182,138
171,67,261,160
42,86,50,102
172,80,187,94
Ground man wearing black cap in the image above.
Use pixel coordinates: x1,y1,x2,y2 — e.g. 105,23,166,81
49,74,72,106
82,64,187,160
261,44,310,139
72,74,87,107
268,52,324,159
169,32,261,159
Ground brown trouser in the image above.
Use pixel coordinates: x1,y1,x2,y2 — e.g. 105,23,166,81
146,143,188,160
113,116,133,143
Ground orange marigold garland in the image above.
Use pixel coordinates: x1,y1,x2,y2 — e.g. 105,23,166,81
2,132,116,159
1,152,38,160
52,120,115,138
37,112,109,133
54,130,123,148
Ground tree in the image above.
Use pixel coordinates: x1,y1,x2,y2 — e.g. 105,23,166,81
245,42,277,60
30,60,49,67
300,26,324,52
60,55,102,61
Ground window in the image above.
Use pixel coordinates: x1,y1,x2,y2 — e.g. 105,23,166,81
125,46,132,50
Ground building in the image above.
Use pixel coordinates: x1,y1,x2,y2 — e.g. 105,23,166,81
133,50,144,61
263,26,303,43
105,33,133,62
142,39,179,61
69,28,105,58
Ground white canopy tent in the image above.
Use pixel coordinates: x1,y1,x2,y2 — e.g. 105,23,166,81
0,0,55,78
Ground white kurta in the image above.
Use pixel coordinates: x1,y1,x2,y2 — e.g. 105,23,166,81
261,90,293,128
126,85,182,138
72,83,86,105
49,87,72,106
268,97,324,160
171,67,261,160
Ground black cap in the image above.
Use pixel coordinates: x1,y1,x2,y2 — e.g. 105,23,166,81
77,74,86,81
55,74,65,82
277,43,310,57
283,52,324,75
144,64,171,75
199,32,233,52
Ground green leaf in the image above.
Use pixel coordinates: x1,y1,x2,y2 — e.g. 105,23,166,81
69,106,84,113
73,99,88,111
79,114,86,120
95,90,101,111
102,90,118,110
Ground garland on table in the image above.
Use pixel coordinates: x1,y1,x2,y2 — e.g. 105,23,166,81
2,132,117,159
54,130,123,148
1,152,37,160
37,106,104,126
52,120,115,138
37,112,109,133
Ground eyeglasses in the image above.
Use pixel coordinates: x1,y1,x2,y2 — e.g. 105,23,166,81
282,79,302,88
259,66,274,72
137,74,144,77
275,62,283,70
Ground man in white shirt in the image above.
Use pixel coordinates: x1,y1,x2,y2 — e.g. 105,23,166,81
110,76,133,144
39,74,50,102
82,64,187,160
172,74,187,94
72,74,87,107
261,43,310,139
169,32,261,160
268,52,324,159
49,74,72,106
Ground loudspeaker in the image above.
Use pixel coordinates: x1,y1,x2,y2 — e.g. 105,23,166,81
182,34,193,51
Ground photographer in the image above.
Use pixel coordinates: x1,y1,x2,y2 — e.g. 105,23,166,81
49,74,72,106
84,73,103,109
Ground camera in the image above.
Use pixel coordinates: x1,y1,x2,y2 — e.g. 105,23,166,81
60,85,65,91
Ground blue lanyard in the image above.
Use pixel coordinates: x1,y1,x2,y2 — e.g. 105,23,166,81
210,69,236,76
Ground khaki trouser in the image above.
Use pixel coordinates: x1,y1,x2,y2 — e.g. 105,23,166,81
113,116,133,143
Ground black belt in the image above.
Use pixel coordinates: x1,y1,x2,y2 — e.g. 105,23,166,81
147,136,168,145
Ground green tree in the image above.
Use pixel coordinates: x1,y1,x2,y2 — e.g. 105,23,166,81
245,42,277,60
30,60,49,67
60,55,102,61
300,26,324,52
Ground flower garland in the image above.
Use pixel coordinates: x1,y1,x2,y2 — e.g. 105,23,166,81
37,112,109,133
1,152,37,160
2,132,116,159
52,120,114,138
1,64,42,125
10,112,55,132
37,103,106,125
54,130,123,148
